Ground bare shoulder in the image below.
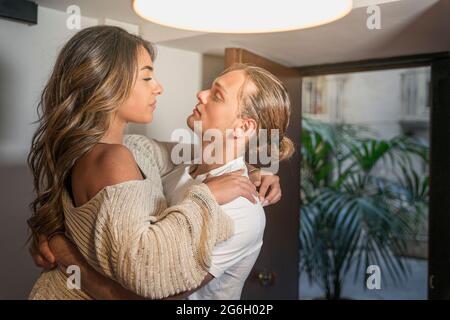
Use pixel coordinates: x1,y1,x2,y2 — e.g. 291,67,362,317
72,144,143,205
93,144,143,186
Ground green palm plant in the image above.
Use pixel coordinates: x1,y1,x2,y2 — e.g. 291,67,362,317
299,117,429,299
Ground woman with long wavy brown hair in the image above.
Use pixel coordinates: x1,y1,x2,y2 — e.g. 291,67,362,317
26,25,272,299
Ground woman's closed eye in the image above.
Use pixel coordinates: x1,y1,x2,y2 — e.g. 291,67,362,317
143,77,153,81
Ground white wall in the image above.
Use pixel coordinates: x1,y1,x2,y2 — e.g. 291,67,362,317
0,7,98,164
201,54,225,90
130,51,225,142
137,45,203,142
0,6,222,164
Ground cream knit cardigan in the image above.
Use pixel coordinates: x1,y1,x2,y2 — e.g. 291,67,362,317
29,134,234,300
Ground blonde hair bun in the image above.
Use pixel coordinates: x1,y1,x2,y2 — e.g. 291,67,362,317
279,136,294,161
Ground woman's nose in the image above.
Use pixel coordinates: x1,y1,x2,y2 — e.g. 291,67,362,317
153,79,163,95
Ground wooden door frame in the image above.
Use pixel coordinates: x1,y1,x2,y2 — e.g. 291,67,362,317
295,51,450,300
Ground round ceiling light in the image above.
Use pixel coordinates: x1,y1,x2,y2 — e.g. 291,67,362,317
132,0,353,34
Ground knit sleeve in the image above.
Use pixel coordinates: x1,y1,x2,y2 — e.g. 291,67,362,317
95,180,234,299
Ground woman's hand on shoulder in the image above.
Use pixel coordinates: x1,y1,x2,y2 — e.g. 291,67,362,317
248,169,282,207
204,169,259,205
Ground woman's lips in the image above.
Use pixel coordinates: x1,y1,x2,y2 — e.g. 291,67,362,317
193,108,200,116
149,102,156,110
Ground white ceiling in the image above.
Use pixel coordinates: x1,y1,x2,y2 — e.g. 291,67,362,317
36,0,449,67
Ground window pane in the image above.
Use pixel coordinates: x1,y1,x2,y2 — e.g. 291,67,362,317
299,66,430,300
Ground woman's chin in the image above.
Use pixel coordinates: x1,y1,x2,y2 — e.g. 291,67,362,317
132,114,153,124
145,115,154,124
186,115,195,130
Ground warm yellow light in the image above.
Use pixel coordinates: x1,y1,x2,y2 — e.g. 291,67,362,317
132,0,353,34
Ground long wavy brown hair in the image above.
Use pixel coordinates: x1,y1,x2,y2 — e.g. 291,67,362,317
27,25,155,253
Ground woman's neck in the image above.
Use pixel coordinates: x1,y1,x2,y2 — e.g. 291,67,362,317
100,116,127,144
